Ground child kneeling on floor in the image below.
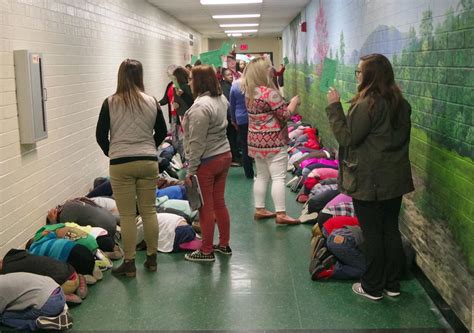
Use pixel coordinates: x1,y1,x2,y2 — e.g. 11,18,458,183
0,272,73,331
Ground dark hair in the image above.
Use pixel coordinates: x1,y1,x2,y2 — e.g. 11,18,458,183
191,65,222,98
173,66,190,86
185,64,192,70
114,59,145,107
352,54,404,127
221,68,231,76
193,59,202,66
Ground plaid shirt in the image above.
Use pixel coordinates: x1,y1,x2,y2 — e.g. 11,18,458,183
322,202,355,217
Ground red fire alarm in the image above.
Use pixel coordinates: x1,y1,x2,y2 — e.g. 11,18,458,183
301,21,307,32
240,44,248,51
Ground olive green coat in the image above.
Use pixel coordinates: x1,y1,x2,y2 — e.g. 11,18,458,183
326,98,414,201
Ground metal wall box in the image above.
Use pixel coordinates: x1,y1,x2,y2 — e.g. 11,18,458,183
14,50,48,144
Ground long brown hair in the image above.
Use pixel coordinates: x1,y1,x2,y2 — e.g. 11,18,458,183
191,65,222,99
352,54,404,127
173,66,190,86
114,59,145,108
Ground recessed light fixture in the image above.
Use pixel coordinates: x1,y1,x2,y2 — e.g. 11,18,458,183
213,14,261,19
224,29,258,33
227,33,243,37
220,23,259,27
201,0,262,4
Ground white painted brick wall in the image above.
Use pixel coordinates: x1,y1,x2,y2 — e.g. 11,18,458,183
0,0,204,256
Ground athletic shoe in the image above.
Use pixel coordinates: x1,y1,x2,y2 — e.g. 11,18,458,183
213,245,232,255
383,289,401,297
36,305,73,330
76,274,88,299
352,283,383,301
65,293,82,305
184,250,215,262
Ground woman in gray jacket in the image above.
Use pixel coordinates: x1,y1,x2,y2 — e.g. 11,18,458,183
326,54,414,301
183,65,232,262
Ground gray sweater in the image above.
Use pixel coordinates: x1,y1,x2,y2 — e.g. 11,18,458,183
183,92,230,175
0,272,59,313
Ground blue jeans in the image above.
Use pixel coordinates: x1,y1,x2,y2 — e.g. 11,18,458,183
327,228,366,280
0,288,65,331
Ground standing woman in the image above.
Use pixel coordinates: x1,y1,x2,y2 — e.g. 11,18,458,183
221,68,241,167
96,59,167,277
326,53,414,300
183,65,232,262
242,57,301,225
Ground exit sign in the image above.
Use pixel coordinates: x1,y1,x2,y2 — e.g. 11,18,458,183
240,44,248,51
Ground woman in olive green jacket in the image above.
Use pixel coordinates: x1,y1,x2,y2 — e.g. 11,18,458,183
326,54,414,301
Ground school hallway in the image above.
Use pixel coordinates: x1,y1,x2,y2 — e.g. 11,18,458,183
59,168,449,332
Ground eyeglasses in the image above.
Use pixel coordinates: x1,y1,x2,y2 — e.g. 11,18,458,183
354,70,362,78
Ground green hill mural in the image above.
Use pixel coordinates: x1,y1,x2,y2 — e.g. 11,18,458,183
283,0,474,270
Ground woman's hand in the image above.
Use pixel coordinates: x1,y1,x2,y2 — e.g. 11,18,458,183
291,95,301,106
176,89,184,96
173,102,180,110
327,87,340,104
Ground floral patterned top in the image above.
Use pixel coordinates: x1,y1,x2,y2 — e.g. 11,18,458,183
247,86,292,158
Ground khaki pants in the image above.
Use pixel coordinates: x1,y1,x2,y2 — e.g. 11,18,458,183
110,160,158,260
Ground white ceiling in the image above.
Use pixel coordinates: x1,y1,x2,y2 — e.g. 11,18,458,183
147,0,310,38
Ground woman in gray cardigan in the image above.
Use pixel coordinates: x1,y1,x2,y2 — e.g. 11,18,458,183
183,65,232,262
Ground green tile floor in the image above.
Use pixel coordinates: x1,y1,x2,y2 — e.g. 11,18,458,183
40,169,456,331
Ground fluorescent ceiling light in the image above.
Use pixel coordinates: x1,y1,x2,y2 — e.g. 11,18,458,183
213,14,261,19
227,33,243,37
201,0,262,4
224,29,258,33
220,23,259,27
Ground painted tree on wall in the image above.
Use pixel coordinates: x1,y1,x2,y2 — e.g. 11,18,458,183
339,30,345,65
314,0,329,74
420,9,434,50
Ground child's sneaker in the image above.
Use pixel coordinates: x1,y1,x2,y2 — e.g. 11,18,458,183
184,250,215,262
383,289,401,297
352,283,383,301
76,274,88,299
213,245,232,255
36,305,73,330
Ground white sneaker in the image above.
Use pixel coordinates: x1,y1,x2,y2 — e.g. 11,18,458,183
383,289,400,297
352,283,383,301
286,176,299,187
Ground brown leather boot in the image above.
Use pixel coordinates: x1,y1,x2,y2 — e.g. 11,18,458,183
254,208,277,220
112,259,136,277
275,212,300,225
144,254,157,272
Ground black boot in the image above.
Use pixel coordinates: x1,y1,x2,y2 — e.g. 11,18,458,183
112,259,136,277
144,254,157,272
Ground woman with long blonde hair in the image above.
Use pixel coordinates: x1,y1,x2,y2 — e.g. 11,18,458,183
96,59,167,277
241,56,301,225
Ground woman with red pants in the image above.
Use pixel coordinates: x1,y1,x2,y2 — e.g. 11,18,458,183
183,65,232,262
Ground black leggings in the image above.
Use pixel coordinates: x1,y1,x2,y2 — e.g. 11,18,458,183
67,244,95,275
353,196,404,297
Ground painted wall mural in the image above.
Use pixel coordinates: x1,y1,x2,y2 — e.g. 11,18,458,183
283,0,474,270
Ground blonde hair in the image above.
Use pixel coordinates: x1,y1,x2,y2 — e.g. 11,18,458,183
241,56,278,104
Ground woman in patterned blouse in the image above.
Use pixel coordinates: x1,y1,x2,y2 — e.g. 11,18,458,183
241,57,301,225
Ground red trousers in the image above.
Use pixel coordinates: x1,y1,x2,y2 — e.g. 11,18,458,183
197,152,232,254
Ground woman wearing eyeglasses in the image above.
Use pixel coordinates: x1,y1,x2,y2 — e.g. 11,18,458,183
326,54,414,301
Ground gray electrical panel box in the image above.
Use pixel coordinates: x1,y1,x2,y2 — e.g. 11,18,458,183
14,50,48,144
